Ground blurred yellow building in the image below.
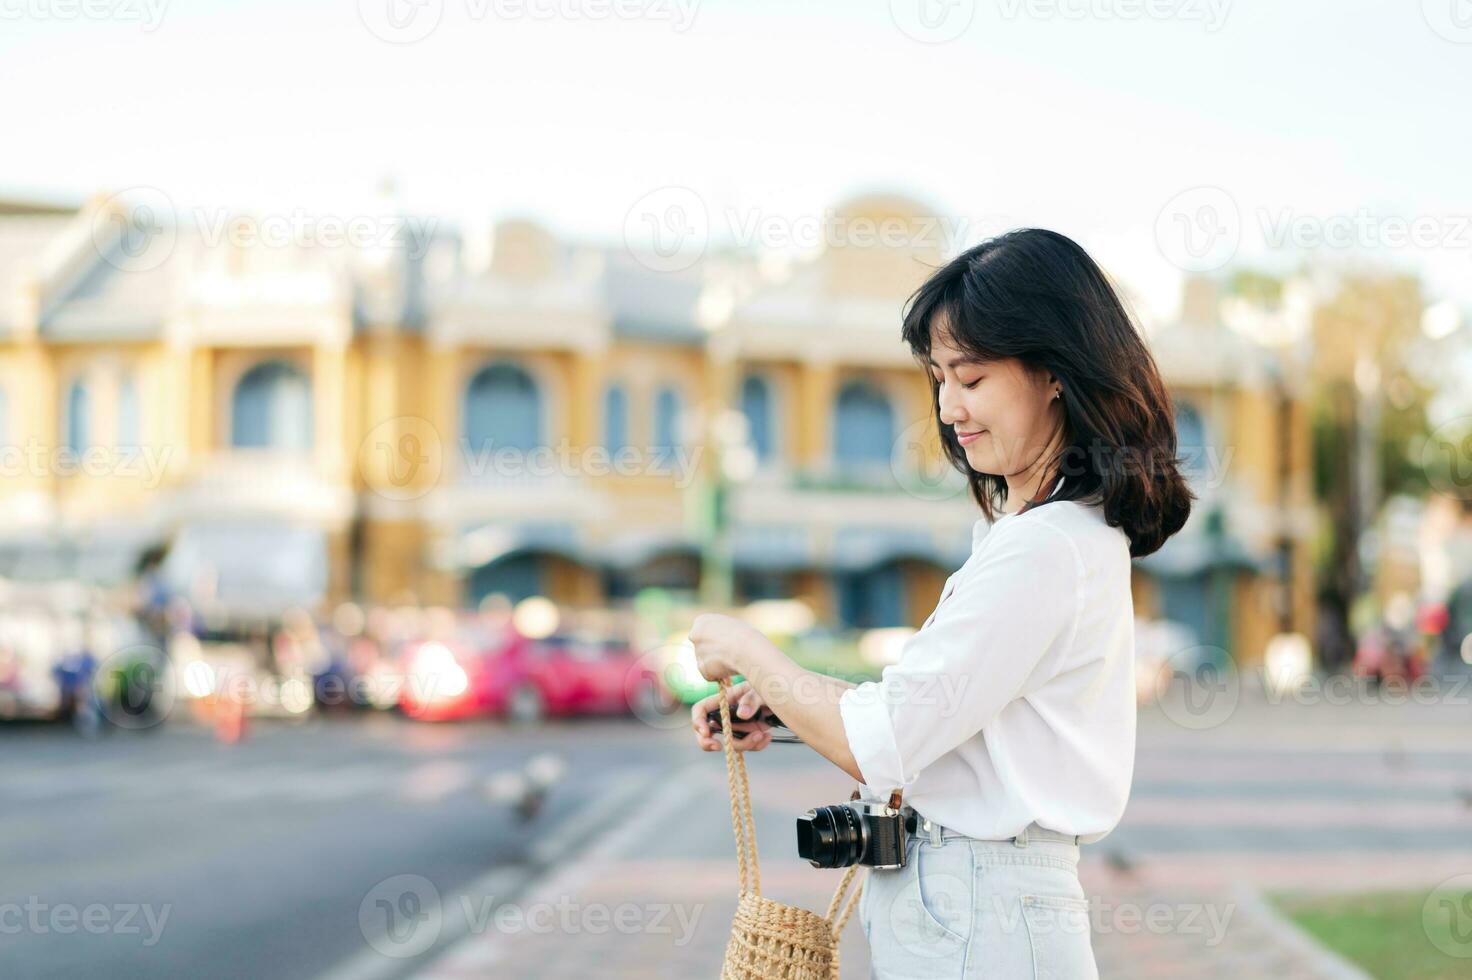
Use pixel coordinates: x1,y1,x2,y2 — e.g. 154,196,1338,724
1136,277,1318,664
0,192,1313,656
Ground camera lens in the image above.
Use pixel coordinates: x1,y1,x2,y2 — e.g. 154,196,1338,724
795,804,866,868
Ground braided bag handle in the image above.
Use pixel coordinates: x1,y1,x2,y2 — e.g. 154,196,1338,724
717,678,864,936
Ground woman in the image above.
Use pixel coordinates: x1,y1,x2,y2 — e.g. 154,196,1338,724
689,228,1193,978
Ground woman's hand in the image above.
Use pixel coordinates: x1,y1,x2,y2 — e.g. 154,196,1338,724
690,680,773,753
688,612,765,683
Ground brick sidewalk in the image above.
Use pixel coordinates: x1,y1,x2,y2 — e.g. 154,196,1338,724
410,740,1372,979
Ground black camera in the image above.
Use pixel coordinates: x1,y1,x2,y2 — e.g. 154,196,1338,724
796,794,910,869
705,708,802,743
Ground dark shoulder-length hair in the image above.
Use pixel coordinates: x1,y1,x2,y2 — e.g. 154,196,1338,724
901,228,1192,558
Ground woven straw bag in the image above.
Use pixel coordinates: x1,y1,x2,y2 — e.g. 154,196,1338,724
716,677,865,979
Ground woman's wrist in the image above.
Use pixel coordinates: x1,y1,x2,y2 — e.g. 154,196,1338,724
736,632,785,681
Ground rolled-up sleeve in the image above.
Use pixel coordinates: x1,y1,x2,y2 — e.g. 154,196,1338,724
837,519,1081,794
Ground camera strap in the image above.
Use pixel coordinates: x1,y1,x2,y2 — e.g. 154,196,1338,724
716,678,864,934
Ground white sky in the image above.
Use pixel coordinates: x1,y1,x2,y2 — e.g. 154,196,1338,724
2,0,1470,320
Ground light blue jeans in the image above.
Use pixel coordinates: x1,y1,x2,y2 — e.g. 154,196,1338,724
857,823,1097,979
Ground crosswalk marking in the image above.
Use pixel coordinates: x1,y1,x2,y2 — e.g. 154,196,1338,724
400,760,474,803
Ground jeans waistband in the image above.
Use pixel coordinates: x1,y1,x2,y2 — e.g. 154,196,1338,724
900,807,1081,848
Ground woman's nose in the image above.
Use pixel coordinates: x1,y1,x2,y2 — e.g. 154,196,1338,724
937,385,966,426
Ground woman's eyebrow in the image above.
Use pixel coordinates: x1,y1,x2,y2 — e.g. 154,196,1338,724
927,356,977,369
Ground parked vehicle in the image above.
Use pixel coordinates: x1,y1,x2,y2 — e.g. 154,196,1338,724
1352,623,1426,684
501,633,671,724
399,625,671,723
397,628,489,722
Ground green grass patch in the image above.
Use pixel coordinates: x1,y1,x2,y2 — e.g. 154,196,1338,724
1271,888,1472,980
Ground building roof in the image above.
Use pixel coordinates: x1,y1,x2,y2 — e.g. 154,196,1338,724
598,247,709,344
39,227,183,341
0,214,77,335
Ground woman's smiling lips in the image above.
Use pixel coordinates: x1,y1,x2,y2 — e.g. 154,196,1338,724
956,428,985,446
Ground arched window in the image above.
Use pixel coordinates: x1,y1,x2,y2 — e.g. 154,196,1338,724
65,379,90,455
117,376,139,451
603,384,629,454
833,380,894,470
231,361,313,450
466,553,545,607
740,374,773,462
654,386,682,450
464,362,542,453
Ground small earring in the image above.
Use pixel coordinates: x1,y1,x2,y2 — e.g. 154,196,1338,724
1054,389,1062,400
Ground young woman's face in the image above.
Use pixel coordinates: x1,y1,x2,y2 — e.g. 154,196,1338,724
927,320,1062,479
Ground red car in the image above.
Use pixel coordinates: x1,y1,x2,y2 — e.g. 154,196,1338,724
399,625,669,723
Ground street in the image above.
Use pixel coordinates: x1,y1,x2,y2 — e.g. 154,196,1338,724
6,685,1472,979
0,712,690,980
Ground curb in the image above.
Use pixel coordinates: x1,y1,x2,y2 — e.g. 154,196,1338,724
312,761,695,980
1231,882,1374,980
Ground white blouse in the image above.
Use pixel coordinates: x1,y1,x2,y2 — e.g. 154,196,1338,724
837,497,1136,843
